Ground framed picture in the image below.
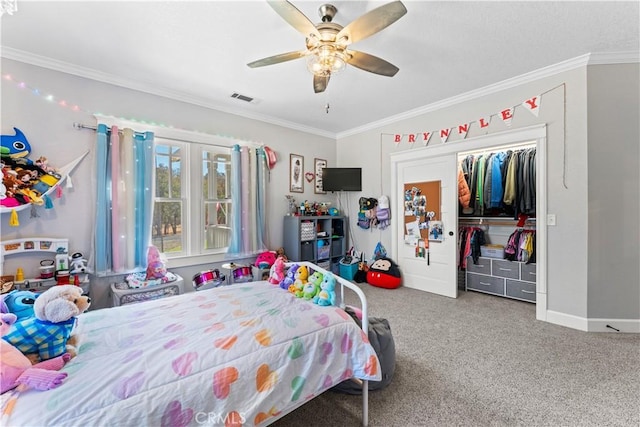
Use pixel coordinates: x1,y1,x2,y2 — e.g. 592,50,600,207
289,154,304,193
314,158,327,194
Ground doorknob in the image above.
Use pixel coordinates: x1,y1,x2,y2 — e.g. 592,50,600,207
448,231,454,236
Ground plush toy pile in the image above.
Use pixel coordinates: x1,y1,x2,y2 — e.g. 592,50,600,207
1,312,70,394
1,127,62,211
2,285,91,361
275,263,337,307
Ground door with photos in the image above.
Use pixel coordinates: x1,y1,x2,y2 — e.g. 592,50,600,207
395,154,458,298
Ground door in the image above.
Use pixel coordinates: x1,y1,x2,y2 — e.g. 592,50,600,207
395,154,458,298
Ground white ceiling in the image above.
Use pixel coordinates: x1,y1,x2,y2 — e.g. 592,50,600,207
1,1,638,137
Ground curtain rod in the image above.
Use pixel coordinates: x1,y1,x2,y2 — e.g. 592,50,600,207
73,122,262,148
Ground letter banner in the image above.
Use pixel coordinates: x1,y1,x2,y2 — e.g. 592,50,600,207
422,131,433,146
522,95,541,117
500,107,515,127
439,128,451,143
390,91,547,147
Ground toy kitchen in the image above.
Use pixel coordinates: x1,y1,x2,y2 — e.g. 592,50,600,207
0,237,90,295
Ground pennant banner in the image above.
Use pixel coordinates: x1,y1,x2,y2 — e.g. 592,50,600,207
392,93,545,146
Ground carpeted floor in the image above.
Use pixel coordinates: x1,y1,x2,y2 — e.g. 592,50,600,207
273,284,640,427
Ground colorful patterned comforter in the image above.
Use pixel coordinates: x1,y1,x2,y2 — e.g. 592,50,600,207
4,281,380,426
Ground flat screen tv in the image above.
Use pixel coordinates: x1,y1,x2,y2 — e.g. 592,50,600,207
322,168,362,192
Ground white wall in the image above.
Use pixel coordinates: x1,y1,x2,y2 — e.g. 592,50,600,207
1,59,336,308
587,63,640,319
337,63,638,325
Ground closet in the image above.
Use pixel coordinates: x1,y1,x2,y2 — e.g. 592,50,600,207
457,142,538,303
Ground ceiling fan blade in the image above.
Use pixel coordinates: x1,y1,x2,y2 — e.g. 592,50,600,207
336,1,407,46
313,74,330,93
347,51,399,77
267,1,321,39
247,50,307,68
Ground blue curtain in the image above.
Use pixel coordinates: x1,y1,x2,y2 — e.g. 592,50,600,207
94,125,154,274
228,145,267,256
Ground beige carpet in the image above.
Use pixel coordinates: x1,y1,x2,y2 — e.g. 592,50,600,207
273,284,640,427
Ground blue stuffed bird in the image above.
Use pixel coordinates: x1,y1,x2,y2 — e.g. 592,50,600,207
1,127,32,159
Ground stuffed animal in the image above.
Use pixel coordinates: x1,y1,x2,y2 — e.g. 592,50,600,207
268,256,286,285
280,263,299,290
145,245,166,280
313,272,337,306
2,285,91,361
303,270,323,300
255,251,276,269
69,252,91,275
1,312,70,394
289,265,308,297
275,247,288,263
2,290,38,321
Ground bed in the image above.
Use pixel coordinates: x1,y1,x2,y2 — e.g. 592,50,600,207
2,262,380,426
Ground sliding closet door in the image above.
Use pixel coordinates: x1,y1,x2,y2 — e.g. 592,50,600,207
395,153,458,298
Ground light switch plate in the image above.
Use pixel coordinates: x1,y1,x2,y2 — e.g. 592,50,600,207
547,214,556,226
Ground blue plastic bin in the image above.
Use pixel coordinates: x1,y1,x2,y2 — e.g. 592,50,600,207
339,259,359,281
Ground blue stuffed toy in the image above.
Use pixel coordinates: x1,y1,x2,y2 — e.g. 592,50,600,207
3,290,38,320
313,272,336,306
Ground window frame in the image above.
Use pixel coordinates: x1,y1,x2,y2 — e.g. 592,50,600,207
94,115,248,269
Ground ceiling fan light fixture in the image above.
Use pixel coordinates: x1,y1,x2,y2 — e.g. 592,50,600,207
306,45,348,76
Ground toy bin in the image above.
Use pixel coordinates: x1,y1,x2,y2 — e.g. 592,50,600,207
111,274,184,306
339,259,359,281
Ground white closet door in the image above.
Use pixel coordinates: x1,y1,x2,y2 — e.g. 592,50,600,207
395,153,458,298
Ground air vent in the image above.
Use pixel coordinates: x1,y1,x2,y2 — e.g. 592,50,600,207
231,92,254,103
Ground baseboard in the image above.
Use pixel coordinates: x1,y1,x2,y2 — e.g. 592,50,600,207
546,310,640,333
587,318,640,333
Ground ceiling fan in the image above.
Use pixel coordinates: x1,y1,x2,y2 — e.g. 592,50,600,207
247,1,407,93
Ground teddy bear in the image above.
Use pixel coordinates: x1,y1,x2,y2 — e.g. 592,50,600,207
289,265,308,298
303,270,323,301
280,263,299,290
268,256,286,285
1,312,70,394
2,285,91,362
313,272,336,306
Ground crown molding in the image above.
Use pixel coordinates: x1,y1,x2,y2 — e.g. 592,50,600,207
336,51,639,139
0,47,335,139
3,47,636,141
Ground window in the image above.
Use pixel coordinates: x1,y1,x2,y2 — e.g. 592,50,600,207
152,139,232,260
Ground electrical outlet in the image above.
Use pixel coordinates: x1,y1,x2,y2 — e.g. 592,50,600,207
547,214,556,226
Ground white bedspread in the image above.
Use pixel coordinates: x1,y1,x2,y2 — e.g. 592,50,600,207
4,281,380,426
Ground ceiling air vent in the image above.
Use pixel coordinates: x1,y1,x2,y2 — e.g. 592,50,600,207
231,92,255,103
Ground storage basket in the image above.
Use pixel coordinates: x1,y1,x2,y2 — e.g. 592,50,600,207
318,245,330,260
300,221,315,241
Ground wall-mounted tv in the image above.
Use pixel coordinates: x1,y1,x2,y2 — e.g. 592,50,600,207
322,168,362,192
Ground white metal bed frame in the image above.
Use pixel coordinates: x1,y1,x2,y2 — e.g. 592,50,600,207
274,261,372,427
